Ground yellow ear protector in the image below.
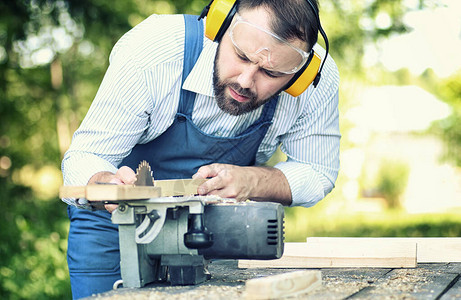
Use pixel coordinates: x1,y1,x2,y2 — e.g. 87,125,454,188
198,0,330,97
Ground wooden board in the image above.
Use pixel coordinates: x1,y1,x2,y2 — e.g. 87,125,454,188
411,238,461,263
238,240,417,269
59,185,162,201
307,237,461,263
440,271,461,300
244,270,321,300
154,178,206,197
349,264,460,299
59,178,207,201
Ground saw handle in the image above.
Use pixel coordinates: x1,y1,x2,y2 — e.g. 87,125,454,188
184,214,213,249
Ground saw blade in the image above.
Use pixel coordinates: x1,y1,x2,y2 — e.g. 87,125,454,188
135,160,154,186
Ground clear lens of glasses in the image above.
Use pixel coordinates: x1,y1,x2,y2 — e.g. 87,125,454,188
229,15,309,74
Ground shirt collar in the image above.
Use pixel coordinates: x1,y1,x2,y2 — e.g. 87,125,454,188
182,38,217,97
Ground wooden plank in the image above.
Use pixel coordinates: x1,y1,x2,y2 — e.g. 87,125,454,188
238,241,417,269
307,237,461,263
307,268,391,299
440,273,461,300
349,265,459,299
154,178,206,196
413,238,461,263
444,263,461,275
244,270,321,299
59,185,87,199
59,185,162,201
59,178,207,201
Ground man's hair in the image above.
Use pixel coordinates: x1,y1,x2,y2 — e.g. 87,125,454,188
236,0,319,51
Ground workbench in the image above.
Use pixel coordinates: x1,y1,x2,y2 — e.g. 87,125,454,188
87,260,461,299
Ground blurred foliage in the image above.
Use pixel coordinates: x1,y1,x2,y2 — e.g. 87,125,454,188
430,71,461,166
0,179,70,299
0,0,459,299
285,206,461,242
358,157,411,210
374,159,410,209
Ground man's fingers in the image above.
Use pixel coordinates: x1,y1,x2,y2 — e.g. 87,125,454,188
200,185,244,201
193,163,223,179
198,176,224,195
105,204,118,213
108,178,124,185
105,166,135,214
116,166,137,184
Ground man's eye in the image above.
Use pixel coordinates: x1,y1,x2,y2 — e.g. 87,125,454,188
236,52,250,62
263,69,284,78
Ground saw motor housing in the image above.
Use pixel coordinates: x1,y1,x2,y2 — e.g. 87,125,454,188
112,199,284,288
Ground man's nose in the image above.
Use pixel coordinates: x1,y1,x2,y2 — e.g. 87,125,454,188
237,64,259,89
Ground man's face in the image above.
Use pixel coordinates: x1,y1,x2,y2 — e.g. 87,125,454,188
212,7,307,116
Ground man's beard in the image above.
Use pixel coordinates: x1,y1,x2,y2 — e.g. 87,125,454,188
212,46,276,116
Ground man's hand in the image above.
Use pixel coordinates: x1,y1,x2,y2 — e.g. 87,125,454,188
88,166,137,213
192,163,292,206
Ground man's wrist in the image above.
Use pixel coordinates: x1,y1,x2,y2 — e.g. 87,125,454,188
246,166,292,206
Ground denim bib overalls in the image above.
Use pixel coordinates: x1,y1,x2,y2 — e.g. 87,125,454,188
67,15,279,299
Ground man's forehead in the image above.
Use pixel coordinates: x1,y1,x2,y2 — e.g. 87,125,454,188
236,7,272,33
236,7,308,51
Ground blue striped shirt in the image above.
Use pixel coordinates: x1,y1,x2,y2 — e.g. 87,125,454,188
62,14,340,208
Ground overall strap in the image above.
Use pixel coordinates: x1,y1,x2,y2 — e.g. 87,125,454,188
179,15,204,115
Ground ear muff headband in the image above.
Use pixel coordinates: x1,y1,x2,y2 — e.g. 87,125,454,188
200,0,237,41
200,0,326,96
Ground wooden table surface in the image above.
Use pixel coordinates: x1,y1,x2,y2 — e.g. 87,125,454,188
89,260,461,299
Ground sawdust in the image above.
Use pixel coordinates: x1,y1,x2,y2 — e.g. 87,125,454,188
91,285,245,300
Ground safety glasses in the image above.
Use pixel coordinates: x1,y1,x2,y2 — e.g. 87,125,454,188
228,14,310,75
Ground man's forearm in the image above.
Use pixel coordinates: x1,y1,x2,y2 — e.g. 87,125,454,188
245,166,292,206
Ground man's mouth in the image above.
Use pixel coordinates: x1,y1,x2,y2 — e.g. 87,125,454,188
228,87,251,103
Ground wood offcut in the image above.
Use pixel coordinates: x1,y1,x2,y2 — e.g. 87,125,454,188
244,270,321,299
